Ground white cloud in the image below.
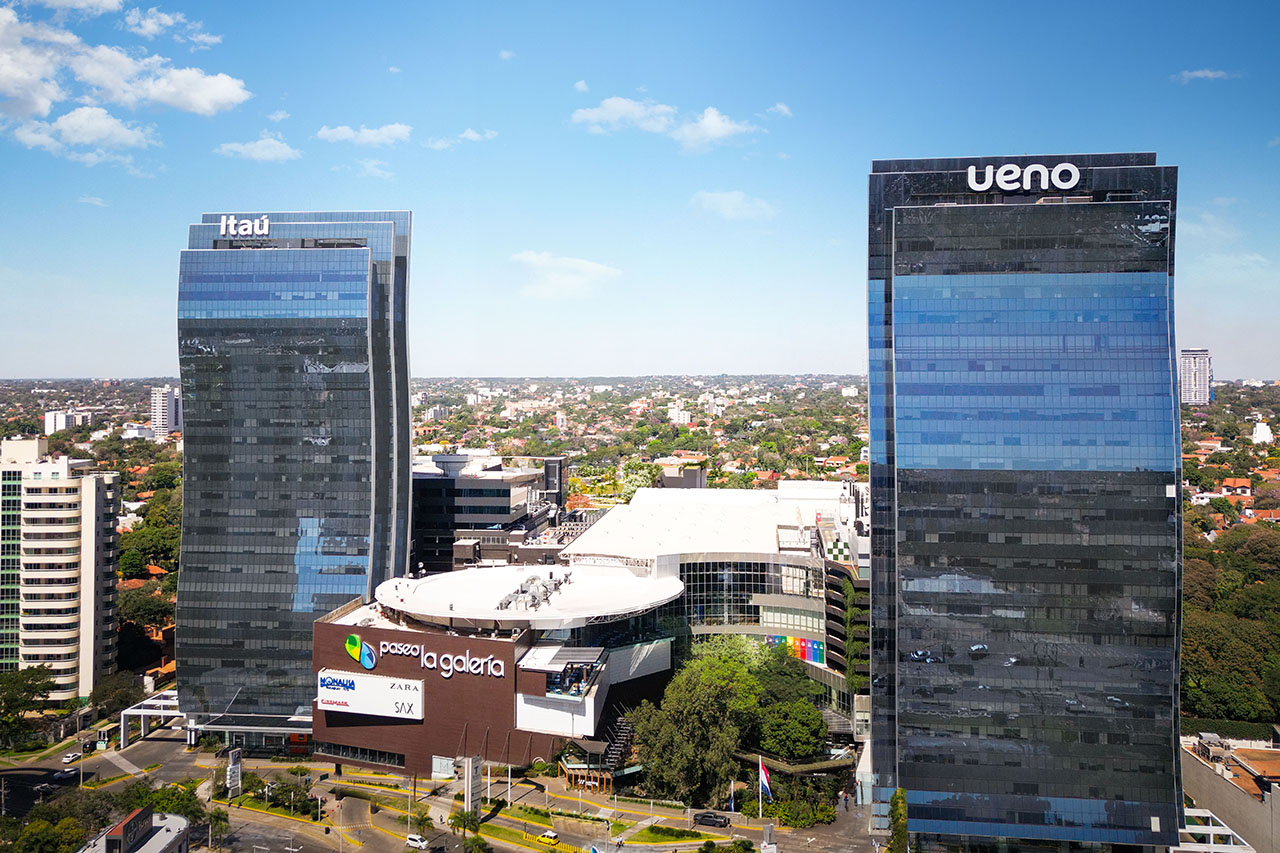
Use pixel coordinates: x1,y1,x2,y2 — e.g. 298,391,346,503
777,151,791,160
570,96,759,151
316,122,412,146
498,50,514,60
1269,137,1280,147
214,130,300,161
144,66,247,114
14,105,154,173
0,8,75,117
426,127,498,150
670,107,759,150
122,7,221,50
266,109,289,122
512,250,621,299
766,102,792,117
388,66,401,73
185,31,220,48
123,7,180,38
50,105,154,147
571,96,676,134
1172,68,1232,84
77,195,108,206
357,158,392,178
0,8,248,123
66,44,249,114
574,79,588,93
27,0,123,14
691,190,777,221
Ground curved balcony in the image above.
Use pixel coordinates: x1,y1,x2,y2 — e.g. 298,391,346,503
19,617,79,637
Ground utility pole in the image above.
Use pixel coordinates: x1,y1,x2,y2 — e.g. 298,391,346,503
1,777,7,816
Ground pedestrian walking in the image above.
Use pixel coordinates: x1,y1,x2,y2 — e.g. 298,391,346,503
843,791,849,811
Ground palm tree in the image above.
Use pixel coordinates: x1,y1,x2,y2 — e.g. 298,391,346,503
413,811,435,835
208,807,230,852
448,809,480,837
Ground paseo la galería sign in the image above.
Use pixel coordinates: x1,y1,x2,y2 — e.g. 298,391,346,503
218,214,270,237
380,640,506,679
966,162,1080,192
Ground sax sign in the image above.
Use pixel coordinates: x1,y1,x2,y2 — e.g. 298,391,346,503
316,669,425,720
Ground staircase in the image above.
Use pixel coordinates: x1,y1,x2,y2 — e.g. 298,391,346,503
602,706,635,772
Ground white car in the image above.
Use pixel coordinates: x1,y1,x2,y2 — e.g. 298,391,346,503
405,835,430,850
61,752,82,764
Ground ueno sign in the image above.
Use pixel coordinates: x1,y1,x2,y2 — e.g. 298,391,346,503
379,640,506,679
967,163,1080,193
219,214,270,237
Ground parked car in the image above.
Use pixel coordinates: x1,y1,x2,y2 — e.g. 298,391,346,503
693,811,730,828
405,835,430,850
61,752,81,764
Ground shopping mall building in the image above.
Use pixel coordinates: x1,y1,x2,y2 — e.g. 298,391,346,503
311,481,870,777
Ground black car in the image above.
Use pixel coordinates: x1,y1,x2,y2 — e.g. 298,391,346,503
693,812,730,828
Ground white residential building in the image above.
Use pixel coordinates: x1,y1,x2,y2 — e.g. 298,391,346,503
43,410,93,436
0,438,118,701
1180,348,1212,405
149,385,182,440
1252,422,1274,445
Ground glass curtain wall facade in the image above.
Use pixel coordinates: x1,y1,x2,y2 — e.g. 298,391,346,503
177,211,410,725
868,155,1181,850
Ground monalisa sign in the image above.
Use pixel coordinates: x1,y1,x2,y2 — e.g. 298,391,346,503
315,668,424,720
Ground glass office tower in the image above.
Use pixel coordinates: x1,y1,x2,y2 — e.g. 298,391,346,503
176,211,411,730
868,155,1180,850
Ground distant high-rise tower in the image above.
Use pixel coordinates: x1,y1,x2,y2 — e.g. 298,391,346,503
1,438,118,700
1180,347,1212,405
150,384,182,440
176,211,411,732
868,154,1181,850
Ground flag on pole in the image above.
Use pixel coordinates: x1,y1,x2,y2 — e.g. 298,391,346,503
759,756,772,802
729,780,735,812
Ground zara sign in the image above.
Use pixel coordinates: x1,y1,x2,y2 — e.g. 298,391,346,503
967,162,1081,193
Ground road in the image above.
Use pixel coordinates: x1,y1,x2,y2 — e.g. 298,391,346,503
3,728,876,853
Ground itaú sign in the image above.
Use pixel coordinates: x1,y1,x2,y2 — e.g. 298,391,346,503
316,668,424,720
218,214,270,237
380,641,506,679
967,162,1081,192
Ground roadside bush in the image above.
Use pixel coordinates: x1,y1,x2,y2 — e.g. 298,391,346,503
647,825,703,840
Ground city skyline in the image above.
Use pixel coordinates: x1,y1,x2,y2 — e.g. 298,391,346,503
0,2,1277,380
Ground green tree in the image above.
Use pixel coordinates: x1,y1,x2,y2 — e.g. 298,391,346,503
448,810,480,837
117,588,174,629
208,808,230,852
90,672,144,716
631,653,760,806
0,665,55,746
14,817,86,853
1183,559,1220,610
118,549,146,579
463,836,491,853
889,788,908,853
760,700,827,761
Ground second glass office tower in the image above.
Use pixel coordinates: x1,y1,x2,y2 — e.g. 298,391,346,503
176,211,411,731
868,155,1180,850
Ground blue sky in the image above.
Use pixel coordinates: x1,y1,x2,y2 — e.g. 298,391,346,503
0,1,1276,379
